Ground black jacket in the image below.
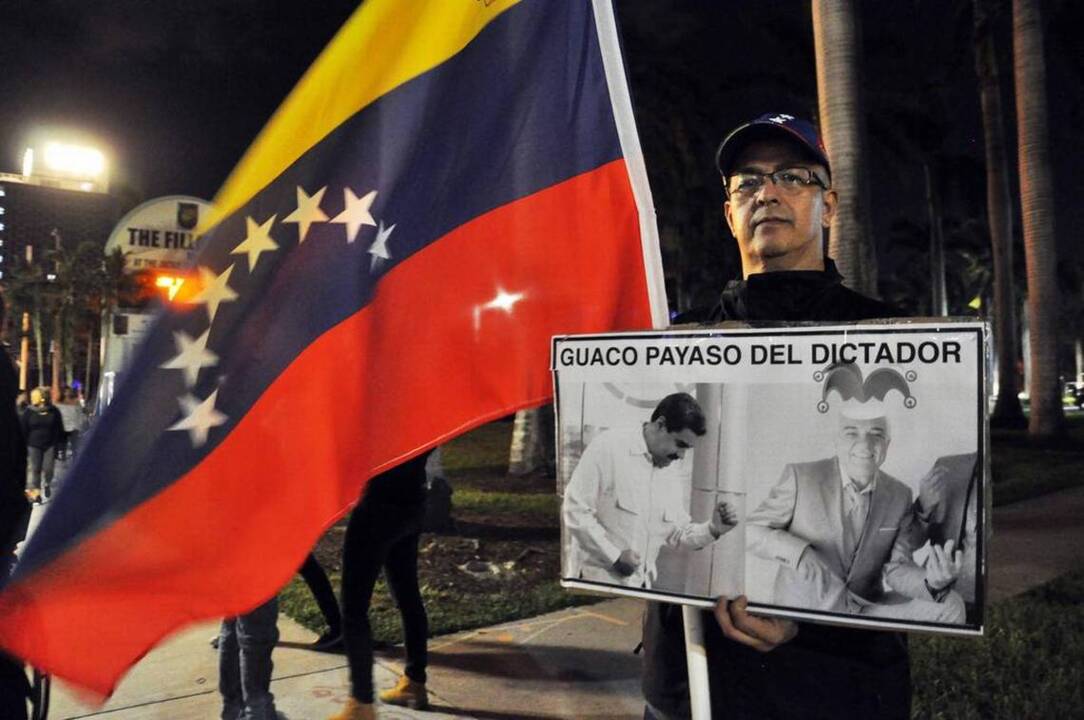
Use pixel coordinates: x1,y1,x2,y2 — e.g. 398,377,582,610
19,404,64,451
681,259,895,325
642,260,910,720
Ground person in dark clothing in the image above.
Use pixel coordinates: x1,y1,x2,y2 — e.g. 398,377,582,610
299,553,343,651
20,387,64,503
0,294,31,719
641,114,908,720
328,452,431,720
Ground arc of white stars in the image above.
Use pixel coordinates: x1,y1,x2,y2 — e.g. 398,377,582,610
330,188,377,243
283,186,328,243
472,288,526,332
168,390,228,448
230,214,279,271
160,329,219,388
368,220,395,271
192,264,239,323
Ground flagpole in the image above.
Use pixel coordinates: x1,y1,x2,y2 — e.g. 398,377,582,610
682,606,712,720
592,2,711,715
591,0,669,329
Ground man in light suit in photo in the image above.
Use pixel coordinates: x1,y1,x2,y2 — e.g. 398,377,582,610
747,379,966,624
562,392,737,589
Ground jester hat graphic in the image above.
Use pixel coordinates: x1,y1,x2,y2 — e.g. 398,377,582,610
814,362,916,416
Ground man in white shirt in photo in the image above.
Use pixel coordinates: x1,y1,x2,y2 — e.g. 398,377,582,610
562,392,736,589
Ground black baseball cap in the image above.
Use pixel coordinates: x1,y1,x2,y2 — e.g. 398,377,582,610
715,113,831,180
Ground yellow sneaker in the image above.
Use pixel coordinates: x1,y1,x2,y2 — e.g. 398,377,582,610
326,697,375,720
379,674,429,710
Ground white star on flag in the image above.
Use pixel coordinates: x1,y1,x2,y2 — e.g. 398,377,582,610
283,186,328,243
368,221,395,270
160,330,219,387
192,264,240,323
483,288,526,313
230,215,279,271
472,288,526,332
168,390,228,447
330,188,377,243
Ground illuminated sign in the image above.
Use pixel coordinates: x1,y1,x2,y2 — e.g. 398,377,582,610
105,195,213,273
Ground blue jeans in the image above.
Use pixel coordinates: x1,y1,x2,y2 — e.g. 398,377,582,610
219,597,280,720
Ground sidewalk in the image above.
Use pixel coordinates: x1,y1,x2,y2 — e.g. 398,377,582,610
44,484,1084,719
48,599,644,719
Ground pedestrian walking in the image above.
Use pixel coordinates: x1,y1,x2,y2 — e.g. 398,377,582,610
20,388,63,503
56,386,88,461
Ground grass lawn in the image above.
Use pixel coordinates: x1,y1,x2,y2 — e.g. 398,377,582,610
911,571,1084,719
990,413,1084,506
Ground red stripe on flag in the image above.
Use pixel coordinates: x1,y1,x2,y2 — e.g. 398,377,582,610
0,159,652,696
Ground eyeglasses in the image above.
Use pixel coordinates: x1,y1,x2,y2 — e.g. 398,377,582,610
726,167,828,198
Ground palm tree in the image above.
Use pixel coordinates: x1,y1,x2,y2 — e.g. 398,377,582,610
974,0,1026,427
45,240,115,396
812,0,878,296
1013,0,1063,436
5,251,49,390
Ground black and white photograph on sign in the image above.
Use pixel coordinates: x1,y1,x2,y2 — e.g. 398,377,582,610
554,323,987,635
557,382,745,601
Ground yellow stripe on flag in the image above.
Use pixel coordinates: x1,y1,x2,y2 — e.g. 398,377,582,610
207,0,522,231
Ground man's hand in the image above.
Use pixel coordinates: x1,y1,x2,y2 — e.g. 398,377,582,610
714,596,797,653
796,547,838,595
709,501,739,538
612,549,641,577
925,538,962,591
918,464,949,514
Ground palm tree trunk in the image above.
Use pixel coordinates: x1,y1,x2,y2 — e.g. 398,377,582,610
18,311,30,391
974,0,1026,427
923,163,948,316
812,0,878,296
51,310,63,401
85,327,95,398
33,307,44,388
1013,0,1063,436
508,404,555,478
1075,338,1083,385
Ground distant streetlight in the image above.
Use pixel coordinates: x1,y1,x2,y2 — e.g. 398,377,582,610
42,142,106,178
23,140,110,192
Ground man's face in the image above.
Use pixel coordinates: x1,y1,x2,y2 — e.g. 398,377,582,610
723,139,836,276
645,420,699,468
835,415,890,486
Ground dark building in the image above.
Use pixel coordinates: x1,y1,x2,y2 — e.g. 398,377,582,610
0,172,121,392
0,172,120,282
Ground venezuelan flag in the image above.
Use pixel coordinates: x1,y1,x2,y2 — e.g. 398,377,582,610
0,0,665,696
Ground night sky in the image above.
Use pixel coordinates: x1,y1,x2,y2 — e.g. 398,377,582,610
0,0,358,199
1,0,1081,310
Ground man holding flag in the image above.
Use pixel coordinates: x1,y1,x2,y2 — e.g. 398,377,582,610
0,0,667,707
